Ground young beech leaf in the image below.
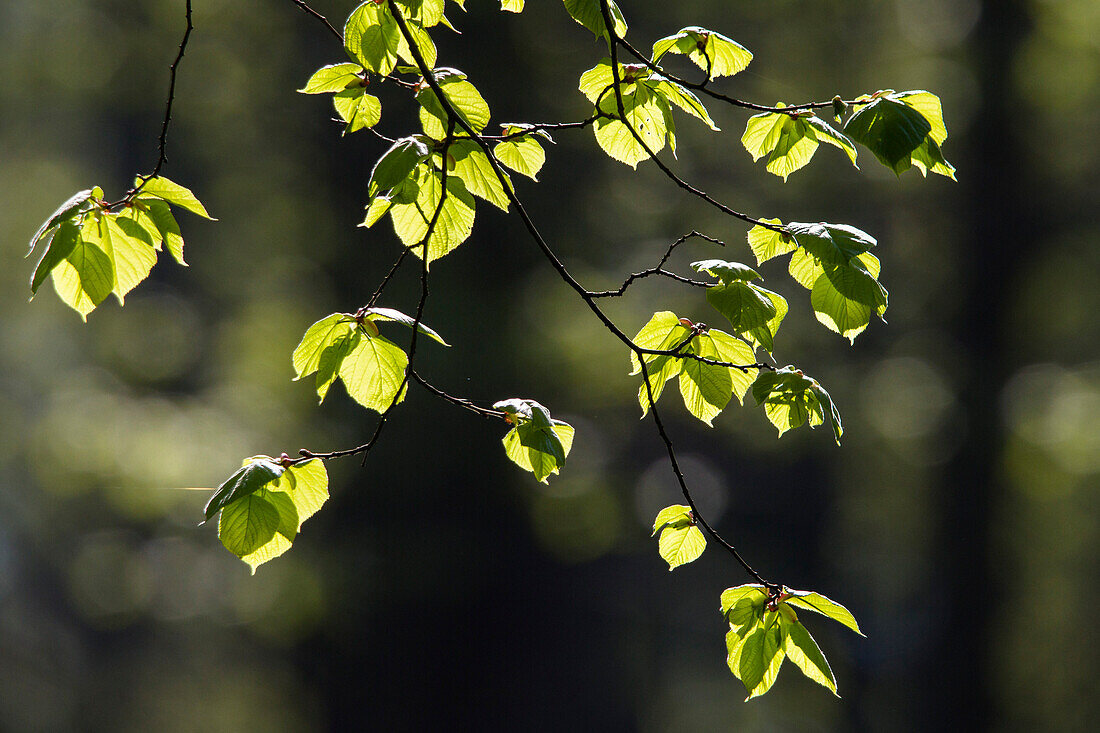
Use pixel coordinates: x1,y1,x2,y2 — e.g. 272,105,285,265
332,87,382,134
741,109,818,181
416,71,491,139
299,62,363,94
495,398,574,483
651,505,706,570
563,0,628,41
494,132,546,181
379,161,477,262
751,367,843,444
363,306,450,346
593,81,672,168
651,27,752,80
501,0,524,12
50,220,114,320
448,139,512,211
746,219,794,265
368,136,431,197
212,457,330,573
843,91,953,178
396,0,446,28
780,612,838,696
30,219,79,296
784,588,864,635
134,175,215,219
27,188,96,256
344,1,401,75
203,457,285,523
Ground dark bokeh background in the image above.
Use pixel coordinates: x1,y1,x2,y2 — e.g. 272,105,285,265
2,1,1098,730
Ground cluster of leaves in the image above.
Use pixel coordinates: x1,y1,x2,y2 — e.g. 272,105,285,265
494,399,575,483
579,58,717,167
291,307,447,413
741,90,954,181
201,456,329,574
722,585,862,699
746,220,888,343
26,177,211,319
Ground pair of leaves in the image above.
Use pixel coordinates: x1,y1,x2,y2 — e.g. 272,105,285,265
651,26,753,80
747,220,888,342
580,59,717,168
27,176,210,319
363,153,478,263
722,584,861,699
344,2,438,77
843,90,955,179
741,107,858,181
630,312,757,426
690,259,788,354
494,399,575,483
652,504,706,570
292,308,447,413
751,367,843,445
299,62,381,135
203,457,330,573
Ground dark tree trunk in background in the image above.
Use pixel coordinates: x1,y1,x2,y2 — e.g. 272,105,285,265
929,1,1032,728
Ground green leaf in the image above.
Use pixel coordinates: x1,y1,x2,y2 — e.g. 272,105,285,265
299,62,363,93
382,162,477,262
141,199,186,265
806,115,858,167
417,70,491,138
339,332,409,413
344,2,401,75
785,589,863,635
27,188,96,256
843,95,931,175
218,491,287,568
293,314,357,381
745,219,794,265
203,458,285,523
395,0,446,28
656,522,706,570
30,219,79,296
752,367,843,443
650,77,719,131
364,306,450,346
578,59,617,104
690,259,760,284
49,221,115,320
706,329,757,403
269,458,330,530
678,334,733,426
781,613,838,696
396,19,437,69
787,221,877,266
810,262,888,343
562,0,627,41
732,615,785,698
315,331,361,402
368,136,431,197
742,110,821,181
494,129,546,181
333,87,382,134
501,0,524,12
134,175,214,219
497,399,574,483
630,312,692,417
651,504,692,534
100,214,157,304
651,27,752,80
593,82,671,168
720,584,767,617
449,139,511,211
894,90,948,144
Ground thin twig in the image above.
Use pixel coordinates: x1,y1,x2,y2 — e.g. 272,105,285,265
616,35,863,115
588,230,722,297
287,0,342,41
409,370,505,419
108,0,193,207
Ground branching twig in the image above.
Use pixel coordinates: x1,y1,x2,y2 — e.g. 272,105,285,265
588,230,722,297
